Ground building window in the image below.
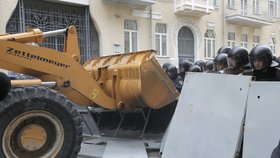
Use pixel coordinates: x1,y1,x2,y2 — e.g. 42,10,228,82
269,37,276,54
252,35,260,47
253,0,260,14
204,29,216,59
269,0,278,17
124,20,138,53
213,0,218,6
241,0,248,15
155,23,167,56
241,34,248,48
227,32,236,48
228,0,235,9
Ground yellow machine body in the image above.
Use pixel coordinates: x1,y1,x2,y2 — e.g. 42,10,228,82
0,26,179,110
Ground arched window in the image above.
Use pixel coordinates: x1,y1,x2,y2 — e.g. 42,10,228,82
178,26,194,62
204,29,216,59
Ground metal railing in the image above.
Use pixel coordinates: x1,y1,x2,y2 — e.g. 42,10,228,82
225,3,279,23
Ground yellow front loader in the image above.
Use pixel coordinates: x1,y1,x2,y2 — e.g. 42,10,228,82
0,26,179,158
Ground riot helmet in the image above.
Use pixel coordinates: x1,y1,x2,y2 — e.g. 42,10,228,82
217,46,232,55
165,64,178,80
204,60,214,72
188,65,202,72
214,53,228,71
249,45,279,70
227,46,249,68
195,60,206,71
162,62,171,71
179,59,193,72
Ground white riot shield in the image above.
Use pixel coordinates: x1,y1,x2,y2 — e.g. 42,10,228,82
243,82,280,158
162,73,252,158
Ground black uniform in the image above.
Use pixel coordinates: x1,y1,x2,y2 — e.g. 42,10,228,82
252,67,280,81
165,64,182,92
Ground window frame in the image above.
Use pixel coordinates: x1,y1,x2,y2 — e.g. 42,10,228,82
155,23,168,57
241,0,248,15
241,34,248,48
252,35,260,47
228,0,235,9
269,0,278,17
253,0,260,14
124,20,138,53
204,29,216,59
227,32,236,48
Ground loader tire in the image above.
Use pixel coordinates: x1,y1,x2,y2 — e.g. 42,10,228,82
0,72,11,101
0,86,83,158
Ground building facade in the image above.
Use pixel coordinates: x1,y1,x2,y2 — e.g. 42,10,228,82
0,0,279,67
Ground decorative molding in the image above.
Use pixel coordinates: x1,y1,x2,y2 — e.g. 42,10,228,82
241,27,248,34
207,21,215,30
253,29,261,36
171,17,202,61
227,24,237,32
132,9,162,20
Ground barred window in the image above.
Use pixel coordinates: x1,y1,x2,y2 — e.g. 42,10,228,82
6,0,99,64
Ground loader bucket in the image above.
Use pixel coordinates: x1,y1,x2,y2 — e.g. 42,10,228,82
84,50,179,110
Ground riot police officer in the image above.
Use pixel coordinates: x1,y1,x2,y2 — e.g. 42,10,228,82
224,46,250,75
213,53,228,73
249,45,280,81
178,59,193,80
165,64,182,92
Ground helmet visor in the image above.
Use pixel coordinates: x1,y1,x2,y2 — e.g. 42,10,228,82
227,56,238,67
249,56,269,70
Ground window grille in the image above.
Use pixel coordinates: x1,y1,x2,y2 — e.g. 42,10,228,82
6,0,99,64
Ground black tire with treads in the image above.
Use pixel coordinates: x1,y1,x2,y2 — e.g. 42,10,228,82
0,86,83,158
0,72,11,101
